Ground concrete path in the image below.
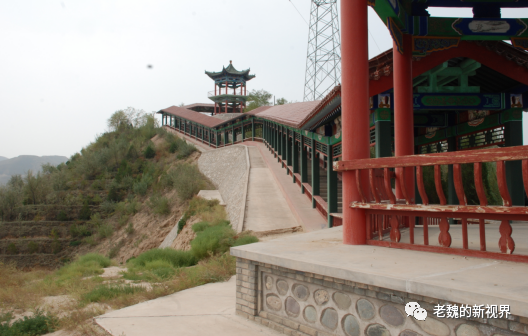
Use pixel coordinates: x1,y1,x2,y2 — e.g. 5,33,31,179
95,276,281,336
243,147,299,232
246,142,327,232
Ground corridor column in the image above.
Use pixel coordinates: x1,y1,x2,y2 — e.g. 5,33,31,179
341,0,369,244
393,34,415,203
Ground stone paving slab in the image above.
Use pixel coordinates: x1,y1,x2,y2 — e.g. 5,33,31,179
231,226,528,318
95,276,281,336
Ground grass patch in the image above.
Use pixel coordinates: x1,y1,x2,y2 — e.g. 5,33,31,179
54,253,110,282
191,221,211,233
0,310,57,336
233,235,259,246
190,222,236,260
82,284,146,303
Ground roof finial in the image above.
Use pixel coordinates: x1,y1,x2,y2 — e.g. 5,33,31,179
229,60,232,64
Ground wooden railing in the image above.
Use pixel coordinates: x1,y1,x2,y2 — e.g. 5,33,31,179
334,146,528,262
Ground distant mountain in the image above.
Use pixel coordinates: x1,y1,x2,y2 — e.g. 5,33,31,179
0,155,68,185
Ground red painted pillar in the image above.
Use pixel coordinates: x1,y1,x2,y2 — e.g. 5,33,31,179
393,34,415,202
225,100,228,114
341,0,369,245
214,83,217,115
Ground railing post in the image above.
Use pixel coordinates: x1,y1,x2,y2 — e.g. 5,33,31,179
242,122,245,141
327,143,338,227
292,133,299,182
505,117,524,205
301,135,308,193
311,139,320,208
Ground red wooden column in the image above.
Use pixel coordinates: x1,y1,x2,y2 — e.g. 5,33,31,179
393,34,415,202
341,0,369,245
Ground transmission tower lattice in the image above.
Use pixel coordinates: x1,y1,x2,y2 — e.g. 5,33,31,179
303,0,341,102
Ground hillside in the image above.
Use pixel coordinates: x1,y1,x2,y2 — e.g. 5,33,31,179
0,155,68,185
0,110,213,268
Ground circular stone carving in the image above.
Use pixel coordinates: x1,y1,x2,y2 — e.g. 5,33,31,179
380,304,405,327
304,305,317,323
456,324,480,336
333,292,352,310
276,279,289,295
265,276,273,290
366,324,391,336
357,299,376,320
285,296,301,317
314,289,330,306
321,308,339,330
265,294,282,311
342,314,360,336
413,317,450,336
292,284,309,301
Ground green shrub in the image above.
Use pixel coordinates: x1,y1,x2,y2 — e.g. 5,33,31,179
118,214,129,228
98,224,114,239
69,224,92,238
7,242,18,254
169,142,178,153
91,180,104,190
82,284,145,303
133,174,153,196
170,163,209,200
83,236,97,246
107,185,122,202
128,248,197,269
233,235,259,246
176,141,196,159
0,310,57,336
69,241,81,247
89,213,103,227
192,221,211,233
57,211,68,221
126,222,135,235
144,145,156,159
100,201,116,214
177,214,187,233
148,195,171,215
28,241,39,254
190,223,235,260
78,202,91,220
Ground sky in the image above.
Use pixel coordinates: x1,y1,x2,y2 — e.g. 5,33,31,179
0,1,527,158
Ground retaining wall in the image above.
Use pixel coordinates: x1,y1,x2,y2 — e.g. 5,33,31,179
198,145,249,230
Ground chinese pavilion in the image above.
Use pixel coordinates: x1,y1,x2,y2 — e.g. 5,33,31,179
205,61,255,114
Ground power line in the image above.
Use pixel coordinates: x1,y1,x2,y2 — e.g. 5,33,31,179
368,29,383,54
288,0,309,26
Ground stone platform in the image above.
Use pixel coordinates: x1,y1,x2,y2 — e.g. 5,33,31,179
231,227,528,336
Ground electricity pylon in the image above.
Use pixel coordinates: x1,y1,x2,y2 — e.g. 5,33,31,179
303,0,341,102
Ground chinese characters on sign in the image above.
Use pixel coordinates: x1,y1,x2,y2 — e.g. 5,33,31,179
432,304,510,319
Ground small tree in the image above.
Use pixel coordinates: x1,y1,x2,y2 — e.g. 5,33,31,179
276,97,288,105
244,89,272,112
144,145,156,159
107,110,130,131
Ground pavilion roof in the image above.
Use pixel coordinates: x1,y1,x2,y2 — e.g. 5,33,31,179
254,101,322,128
205,62,256,81
183,103,215,109
157,106,223,128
